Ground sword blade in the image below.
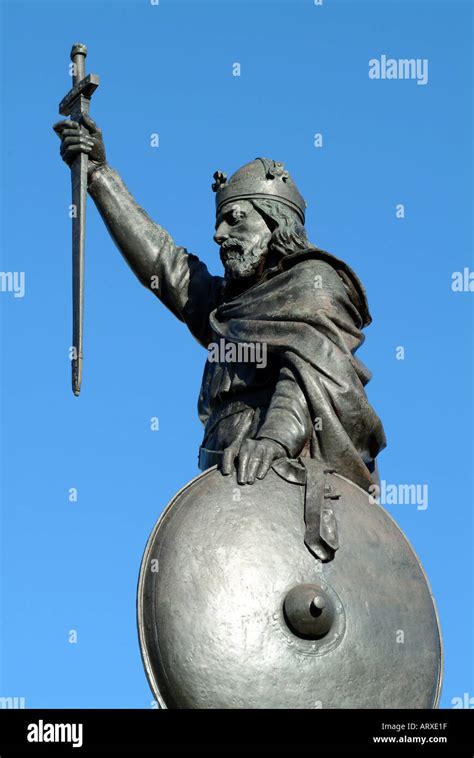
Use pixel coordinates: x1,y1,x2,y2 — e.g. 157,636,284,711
71,148,88,396
60,43,99,397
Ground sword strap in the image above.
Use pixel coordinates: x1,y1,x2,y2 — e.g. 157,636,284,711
303,459,340,562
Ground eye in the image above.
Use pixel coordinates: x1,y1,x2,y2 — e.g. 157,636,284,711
227,207,245,225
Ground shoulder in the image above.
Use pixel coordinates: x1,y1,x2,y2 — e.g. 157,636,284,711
289,256,346,290
281,248,372,327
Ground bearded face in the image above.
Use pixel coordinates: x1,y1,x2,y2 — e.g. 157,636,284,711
214,200,272,280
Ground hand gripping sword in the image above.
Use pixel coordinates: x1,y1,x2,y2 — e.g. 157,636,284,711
58,43,99,396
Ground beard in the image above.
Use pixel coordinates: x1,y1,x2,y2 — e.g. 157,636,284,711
219,237,268,280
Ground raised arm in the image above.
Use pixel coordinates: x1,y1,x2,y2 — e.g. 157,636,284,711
54,114,223,345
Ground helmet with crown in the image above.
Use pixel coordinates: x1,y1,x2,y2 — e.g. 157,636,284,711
212,157,307,223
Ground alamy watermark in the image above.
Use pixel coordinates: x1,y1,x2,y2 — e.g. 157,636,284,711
451,692,474,708
451,268,474,292
369,480,428,511
369,55,428,86
0,696,26,708
27,720,83,749
208,338,267,369
0,271,25,298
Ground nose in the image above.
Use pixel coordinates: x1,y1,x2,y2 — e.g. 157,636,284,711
214,222,228,246
214,232,228,245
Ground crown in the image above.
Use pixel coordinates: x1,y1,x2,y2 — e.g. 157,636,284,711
212,158,306,222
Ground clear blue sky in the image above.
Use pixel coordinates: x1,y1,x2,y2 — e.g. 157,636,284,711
1,0,472,708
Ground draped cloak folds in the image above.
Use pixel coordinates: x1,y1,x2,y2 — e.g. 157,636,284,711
206,248,386,492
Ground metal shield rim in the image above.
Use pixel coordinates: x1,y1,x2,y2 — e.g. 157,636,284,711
334,472,444,708
137,466,217,708
136,466,443,709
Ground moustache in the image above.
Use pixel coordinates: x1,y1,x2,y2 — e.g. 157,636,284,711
220,238,246,258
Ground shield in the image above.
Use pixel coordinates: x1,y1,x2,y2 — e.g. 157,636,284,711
137,465,442,709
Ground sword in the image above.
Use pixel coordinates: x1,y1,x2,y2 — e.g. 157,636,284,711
58,43,99,396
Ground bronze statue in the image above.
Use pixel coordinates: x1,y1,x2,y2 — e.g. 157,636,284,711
55,45,442,709
54,112,386,491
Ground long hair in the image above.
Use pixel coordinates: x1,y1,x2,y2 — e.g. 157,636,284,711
250,198,311,264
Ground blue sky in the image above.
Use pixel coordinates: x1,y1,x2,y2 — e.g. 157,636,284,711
0,0,472,708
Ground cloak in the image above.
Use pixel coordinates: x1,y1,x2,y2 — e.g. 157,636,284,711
208,247,386,491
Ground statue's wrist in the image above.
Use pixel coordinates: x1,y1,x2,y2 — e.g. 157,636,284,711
87,160,108,186
256,436,288,456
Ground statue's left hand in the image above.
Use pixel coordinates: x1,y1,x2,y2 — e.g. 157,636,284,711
221,438,287,485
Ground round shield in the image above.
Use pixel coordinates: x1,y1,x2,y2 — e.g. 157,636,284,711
137,466,442,709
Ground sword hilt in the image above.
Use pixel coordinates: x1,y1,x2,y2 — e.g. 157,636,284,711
71,43,87,87
59,43,98,117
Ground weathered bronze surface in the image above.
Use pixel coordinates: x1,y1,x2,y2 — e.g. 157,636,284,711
55,45,442,709
138,466,442,709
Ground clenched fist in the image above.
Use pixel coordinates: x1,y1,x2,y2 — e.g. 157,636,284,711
53,113,106,178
